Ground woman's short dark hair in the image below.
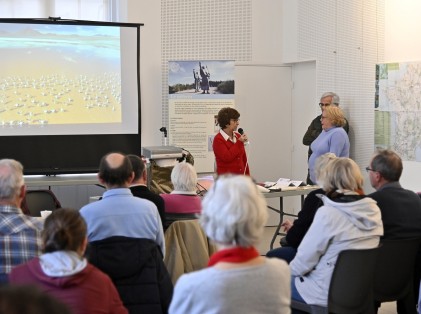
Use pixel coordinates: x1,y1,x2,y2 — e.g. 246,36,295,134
127,154,145,181
217,107,240,129
42,208,87,253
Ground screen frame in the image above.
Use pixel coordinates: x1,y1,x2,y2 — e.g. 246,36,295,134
0,18,143,175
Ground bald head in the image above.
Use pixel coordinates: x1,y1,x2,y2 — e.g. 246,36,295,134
98,153,133,188
106,153,126,168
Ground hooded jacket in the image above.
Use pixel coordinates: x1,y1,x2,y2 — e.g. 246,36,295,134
290,194,383,306
9,251,127,314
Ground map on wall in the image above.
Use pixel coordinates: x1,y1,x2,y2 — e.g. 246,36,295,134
375,62,421,162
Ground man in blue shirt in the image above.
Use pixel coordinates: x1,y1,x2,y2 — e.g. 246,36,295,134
80,152,165,254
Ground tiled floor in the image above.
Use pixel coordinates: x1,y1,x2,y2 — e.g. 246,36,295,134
259,226,397,314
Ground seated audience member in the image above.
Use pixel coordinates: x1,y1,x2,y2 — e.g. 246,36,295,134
367,149,421,240
367,149,421,312
308,105,350,184
127,154,166,227
169,175,291,314
266,153,337,263
80,152,165,253
0,159,43,283
9,208,127,314
0,285,71,314
161,162,201,229
290,157,383,307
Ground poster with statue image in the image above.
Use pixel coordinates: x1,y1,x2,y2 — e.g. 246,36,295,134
375,62,421,162
168,60,235,172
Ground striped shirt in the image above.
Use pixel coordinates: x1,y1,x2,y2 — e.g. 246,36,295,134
0,205,43,274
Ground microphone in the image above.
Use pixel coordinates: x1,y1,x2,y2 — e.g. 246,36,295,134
237,128,249,144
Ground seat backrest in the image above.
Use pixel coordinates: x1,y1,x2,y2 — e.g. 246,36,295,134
328,246,380,314
21,190,61,217
374,238,421,303
164,213,198,231
164,219,217,284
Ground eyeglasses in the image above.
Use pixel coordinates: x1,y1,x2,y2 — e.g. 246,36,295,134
319,103,331,108
365,167,376,173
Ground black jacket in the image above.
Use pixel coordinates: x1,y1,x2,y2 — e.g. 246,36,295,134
87,236,173,314
130,185,166,227
285,188,325,248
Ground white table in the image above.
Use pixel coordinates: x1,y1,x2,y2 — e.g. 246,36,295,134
263,186,319,250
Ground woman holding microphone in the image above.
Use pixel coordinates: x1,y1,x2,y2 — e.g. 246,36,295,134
213,107,250,176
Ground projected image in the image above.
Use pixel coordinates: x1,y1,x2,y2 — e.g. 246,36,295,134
0,23,122,127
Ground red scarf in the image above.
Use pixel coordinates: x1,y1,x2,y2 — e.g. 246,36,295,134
207,246,260,266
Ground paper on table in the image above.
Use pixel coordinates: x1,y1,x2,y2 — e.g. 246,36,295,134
264,178,306,191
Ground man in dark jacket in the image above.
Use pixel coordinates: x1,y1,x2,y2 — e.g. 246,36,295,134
367,149,421,313
127,154,165,227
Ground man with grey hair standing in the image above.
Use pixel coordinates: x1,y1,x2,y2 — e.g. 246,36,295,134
303,92,349,184
0,159,43,283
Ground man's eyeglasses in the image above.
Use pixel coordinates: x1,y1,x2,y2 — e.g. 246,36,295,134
365,167,376,173
319,103,331,108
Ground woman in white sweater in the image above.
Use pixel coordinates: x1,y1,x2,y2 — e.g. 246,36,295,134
290,157,383,307
169,175,291,314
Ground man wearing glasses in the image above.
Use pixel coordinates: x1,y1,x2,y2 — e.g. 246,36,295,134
367,149,421,312
302,92,349,184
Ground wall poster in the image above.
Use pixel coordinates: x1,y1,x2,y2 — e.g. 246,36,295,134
168,60,235,172
375,62,421,162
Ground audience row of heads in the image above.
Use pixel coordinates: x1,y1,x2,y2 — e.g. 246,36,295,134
0,149,404,252
200,148,404,249
315,149,403,193
99,152,197,192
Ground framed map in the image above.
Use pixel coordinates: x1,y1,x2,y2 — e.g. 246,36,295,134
375,62,421,162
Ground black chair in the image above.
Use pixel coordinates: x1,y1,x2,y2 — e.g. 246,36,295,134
291,246,380,314
373,238,421,314
21,190,61,217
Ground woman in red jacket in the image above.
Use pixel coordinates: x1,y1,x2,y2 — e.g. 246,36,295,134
9,209,127,314
213,107,250,176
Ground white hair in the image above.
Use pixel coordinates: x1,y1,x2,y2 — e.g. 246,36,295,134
314,153,337,187
320,157,364,193
0,159,25,200
171,162,197,192
200,175,268,247
320,92,340,105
